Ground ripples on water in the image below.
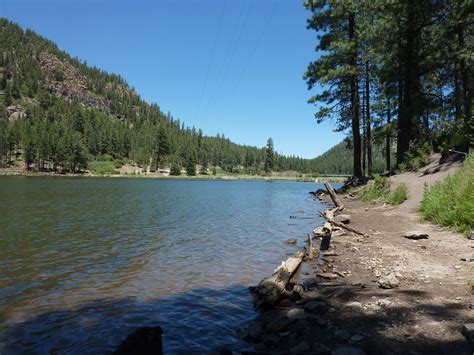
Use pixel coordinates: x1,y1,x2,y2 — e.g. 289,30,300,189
0,177,325,353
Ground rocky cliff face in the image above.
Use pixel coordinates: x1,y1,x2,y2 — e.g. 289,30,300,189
39,52,109,111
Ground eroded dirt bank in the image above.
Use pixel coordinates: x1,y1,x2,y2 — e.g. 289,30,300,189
241,157,473,354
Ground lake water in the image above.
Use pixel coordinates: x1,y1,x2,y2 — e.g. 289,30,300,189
0,177,325,354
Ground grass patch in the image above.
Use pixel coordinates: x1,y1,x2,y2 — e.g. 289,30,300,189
420,154,474,235
356,175,408,205
387,183,408,205
361,176,388,203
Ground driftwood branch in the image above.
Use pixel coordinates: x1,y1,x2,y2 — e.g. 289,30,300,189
319,211,367,236
252,249,305,308
324,181,344,210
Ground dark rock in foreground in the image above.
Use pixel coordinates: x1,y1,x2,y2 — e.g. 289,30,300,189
114,326,163,355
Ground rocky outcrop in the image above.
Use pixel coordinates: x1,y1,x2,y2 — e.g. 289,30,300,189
39,52,109,111
6,105,27,122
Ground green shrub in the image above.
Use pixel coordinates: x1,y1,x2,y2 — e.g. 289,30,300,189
420,154,474,235
87,160,117,175
186,160,196,176
402,142,432,171
360,175,407,205
361,175,389,203
96,154,114,162
387,183,408,205
170,163,181,176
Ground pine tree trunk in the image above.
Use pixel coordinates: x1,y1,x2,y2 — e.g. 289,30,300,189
397,5,418,165
386,99,391,172
458,28,472,128
362,85,366,176
454,63,462,123
349,13,362,179
396,29,406,165
365,60,372,176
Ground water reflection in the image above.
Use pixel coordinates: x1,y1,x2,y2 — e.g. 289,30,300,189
0,177,325,353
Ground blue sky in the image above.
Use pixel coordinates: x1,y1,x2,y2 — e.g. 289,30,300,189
1,0,344,158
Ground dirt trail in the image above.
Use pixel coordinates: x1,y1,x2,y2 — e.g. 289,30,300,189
245,155,473,354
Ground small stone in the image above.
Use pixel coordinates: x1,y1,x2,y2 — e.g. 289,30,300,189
334,214,351,224
469,280,474,295
314,227,324,236
334,329,351,341
287,308,306,320
246,321,263,340
285,238,297,245
350,334,365,342
394,272,403,278
332,347,366,355
454,265,461,269
261,334,281,347
266,317,292,334
374,270,381,278
304,301,327,313
378,273,400,289
377,299,392,308
403,231,429,240
462,323,474,340
255,344,268,352
289,284,304,301
291,340,310,352
317,272,338,279
345,301,363,309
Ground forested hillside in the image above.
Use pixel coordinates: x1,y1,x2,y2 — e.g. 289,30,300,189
311,140,392,175
0,19,320,175
305,0,473,179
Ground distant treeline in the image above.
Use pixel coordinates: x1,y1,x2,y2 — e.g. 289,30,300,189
0,19,329,175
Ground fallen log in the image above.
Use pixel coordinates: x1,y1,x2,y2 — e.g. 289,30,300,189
324,181,344,210
252,249,305,308
319,211,367,236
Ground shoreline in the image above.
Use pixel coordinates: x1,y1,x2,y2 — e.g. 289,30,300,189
240,179,473,353
0,169,347,183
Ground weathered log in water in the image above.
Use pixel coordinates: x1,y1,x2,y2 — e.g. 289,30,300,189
252,249,305,309
323,181,344,209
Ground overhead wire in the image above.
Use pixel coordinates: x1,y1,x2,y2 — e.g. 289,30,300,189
193,0,228,127
201,0,255,121
231,0,280,94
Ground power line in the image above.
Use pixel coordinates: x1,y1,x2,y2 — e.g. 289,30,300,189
202,0,254,120
193,0,228,126
231,0,279,94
